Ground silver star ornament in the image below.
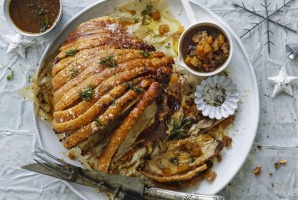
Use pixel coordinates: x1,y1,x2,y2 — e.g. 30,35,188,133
268,67,298,98
2,34,36,59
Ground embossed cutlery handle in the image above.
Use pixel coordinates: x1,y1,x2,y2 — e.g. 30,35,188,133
144,187,225,200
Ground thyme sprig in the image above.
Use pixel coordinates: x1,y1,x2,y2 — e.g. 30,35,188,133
168,157,179,165
6,67,14,81
39,15,49,33
94,118,104,127
69,66,79,78
165,117,196,141
124,82,144,92
65,48,78,57
99,55,117,67
165,43,171,49
37,7,45,15
79,84,94,101
141,4,153,16
133,18,140,23
140,50,150,58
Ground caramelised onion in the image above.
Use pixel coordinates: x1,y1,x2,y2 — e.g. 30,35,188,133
139,134,224,182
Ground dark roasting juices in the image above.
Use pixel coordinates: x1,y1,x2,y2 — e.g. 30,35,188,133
9,0,60,33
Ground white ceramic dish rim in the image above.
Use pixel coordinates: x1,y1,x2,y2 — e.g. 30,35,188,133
3,0,63,37
31,0,260,199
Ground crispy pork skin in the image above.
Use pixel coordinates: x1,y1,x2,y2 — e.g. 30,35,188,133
51,17,173,173
98,82,161,172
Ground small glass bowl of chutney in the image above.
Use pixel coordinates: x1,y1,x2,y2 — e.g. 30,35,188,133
3,0,62,37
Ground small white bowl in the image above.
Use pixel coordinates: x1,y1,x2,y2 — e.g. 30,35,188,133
3,0,62,37
194,75,240,120
178,22,233,77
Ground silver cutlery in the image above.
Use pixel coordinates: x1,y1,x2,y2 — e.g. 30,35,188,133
22,147,225,200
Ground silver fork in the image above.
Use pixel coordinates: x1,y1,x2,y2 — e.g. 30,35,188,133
33,148,225,200
34,147,80,181
33,147,119,199
33,147,147,200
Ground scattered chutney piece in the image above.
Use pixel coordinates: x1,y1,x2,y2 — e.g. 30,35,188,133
274,159,287,169
279,159,287,164
159,24,169,35
141,4,160,20
269,171,273,176
253,166,262,176
68,152,75,160
274,162,280,169
203,170,217,182
223,135,232,148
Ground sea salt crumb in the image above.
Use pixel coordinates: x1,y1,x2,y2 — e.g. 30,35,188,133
106,24,118,33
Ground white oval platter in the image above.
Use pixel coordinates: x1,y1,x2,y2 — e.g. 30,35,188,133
33,0,260,199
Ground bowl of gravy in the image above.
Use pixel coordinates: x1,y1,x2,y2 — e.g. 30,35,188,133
3,0,62,37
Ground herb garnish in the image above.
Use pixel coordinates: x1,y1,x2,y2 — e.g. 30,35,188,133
99,55,117,67
165,117,196,141
37,8,45,15
69,66,79,78
165,43,171,49
153,140,162,149
39,15,49,33
94,118,104,127
133,18,140,23
181,117,196,127
124,82,144,92
169,157,179,165
140,51,150,58
65,48,78,57
79,84,94,101
6,67,14,81
141,4,153,16
142,16,151,26
170,118,188,139
145,27,159,38
190,157,196,163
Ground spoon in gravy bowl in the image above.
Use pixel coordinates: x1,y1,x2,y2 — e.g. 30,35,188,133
178,0,233,76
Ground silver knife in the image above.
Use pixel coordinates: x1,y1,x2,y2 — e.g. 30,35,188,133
22,163,224,200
